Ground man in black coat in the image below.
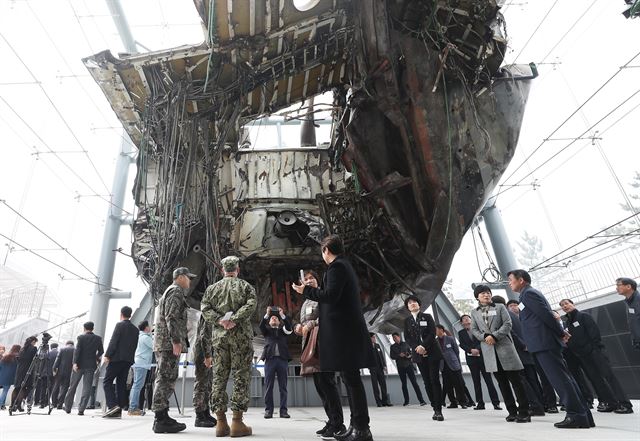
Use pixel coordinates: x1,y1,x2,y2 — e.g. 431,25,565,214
52,341,74,408
390,333,425,406
458,314,500,410
259,306,293,419
102,306,139,418
293,234,375,441
560,299,633,414
403,294,444,421
64,321,104,415
368,333,392,407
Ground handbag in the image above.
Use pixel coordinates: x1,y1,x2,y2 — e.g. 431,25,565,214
300,326,321,376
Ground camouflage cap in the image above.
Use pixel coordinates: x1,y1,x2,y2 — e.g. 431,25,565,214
221,255,240,272
173,267,197,279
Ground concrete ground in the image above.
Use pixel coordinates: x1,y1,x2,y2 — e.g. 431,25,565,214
0,403,638,441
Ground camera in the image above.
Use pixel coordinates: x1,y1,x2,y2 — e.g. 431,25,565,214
270,306,280,315
41,332,52,345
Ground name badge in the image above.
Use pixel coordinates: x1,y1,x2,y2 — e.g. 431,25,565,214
572,321,580,327
518,303,525,311
419,320,428,326
305,307,313,316
488,311,497,316
446,344,452,348
630,308,635,314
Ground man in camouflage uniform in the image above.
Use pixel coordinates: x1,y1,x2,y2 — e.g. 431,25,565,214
201,256,257,438
192,314,216,427
151,267,194,434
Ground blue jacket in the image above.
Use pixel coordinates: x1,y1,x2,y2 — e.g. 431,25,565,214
0,358,18,385
134,331,154,368
519,284,565,353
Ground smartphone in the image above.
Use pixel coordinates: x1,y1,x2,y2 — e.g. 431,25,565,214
299,269,305,283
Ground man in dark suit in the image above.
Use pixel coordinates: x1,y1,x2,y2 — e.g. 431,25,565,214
403,294,444,421
560,299,633,414
102,306,139,418
368,333,392,407
435,325,467,408
458,315,500,410
508,269,594,429
52,340,74,409
64,321,104,415
390,333,426,406
293,234,375,441
260,306,293,419
33,342,58,408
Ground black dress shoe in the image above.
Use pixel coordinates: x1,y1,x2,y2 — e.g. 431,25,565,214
316,422,331,436
493,404,502,410
546,406,559,413
474,403,485,410
432,411,444,421
343,427,373,441
554,416,590,429
516,415,531,423
403,402,409,406
384,402,393,407
280,410,290,418
506,414,518,422
376,403,383,407
419,402,427,406
264,410,273,419
614,406,633,414
447,403,458,409
321,424,346,440
334,425,353,441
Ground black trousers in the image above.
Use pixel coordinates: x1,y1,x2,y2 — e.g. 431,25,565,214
533,349,589,421
340,369,370,430
493,359,529,416
103,361,132,409
264,357,288,412
34,376,50,405
442,365,467,405
579,349,631,408
313,371,344,427
564,350,595,403
397,364,424,404
467,357,500,405
415,356,442,411
369,368,389,405
520,364,545,411
52,374,71,407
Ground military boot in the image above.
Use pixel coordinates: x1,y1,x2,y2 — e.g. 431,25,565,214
230,410,252,437
205,408,218,424
153,409,187,433
196,410,216,427
215,411,231,437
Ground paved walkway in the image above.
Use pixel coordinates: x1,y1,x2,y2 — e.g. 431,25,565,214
1,403,639,440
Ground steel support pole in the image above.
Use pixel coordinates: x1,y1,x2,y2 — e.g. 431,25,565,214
88,142,134,338
88,0,138,339
480,195,520,301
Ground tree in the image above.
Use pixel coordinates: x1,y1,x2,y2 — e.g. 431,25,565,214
442,279,476,316
516,231,545,270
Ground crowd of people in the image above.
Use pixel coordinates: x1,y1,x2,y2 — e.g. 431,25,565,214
0,235,638,441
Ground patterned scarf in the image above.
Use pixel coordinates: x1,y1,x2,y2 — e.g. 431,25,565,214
479,304,492,329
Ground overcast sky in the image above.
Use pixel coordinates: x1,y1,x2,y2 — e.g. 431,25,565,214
1,0,638,338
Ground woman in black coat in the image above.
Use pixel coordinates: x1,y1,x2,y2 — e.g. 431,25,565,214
10,336,38,412
293,235,374,441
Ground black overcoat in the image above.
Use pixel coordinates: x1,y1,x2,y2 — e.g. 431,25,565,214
303,255,374,371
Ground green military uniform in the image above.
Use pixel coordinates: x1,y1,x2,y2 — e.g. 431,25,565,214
152,283,189,412
192,315,213,412
201,256,257,413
